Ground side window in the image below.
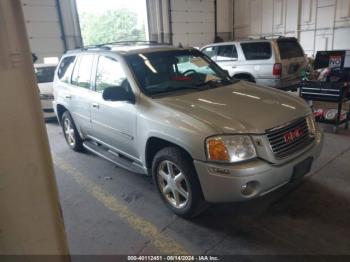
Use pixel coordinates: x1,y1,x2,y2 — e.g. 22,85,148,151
57,56,76,83
241,42,272,60
202,46,217,58
217,45,238,61
71,55,94,89
95,56,130,93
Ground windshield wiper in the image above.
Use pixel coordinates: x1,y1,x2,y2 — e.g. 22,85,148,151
149,85,202,95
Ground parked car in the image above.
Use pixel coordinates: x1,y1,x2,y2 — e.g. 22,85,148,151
34,63,57,118
53,43,323,217
201,37,307,90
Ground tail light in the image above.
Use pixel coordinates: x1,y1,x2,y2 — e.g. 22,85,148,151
273,63,282,77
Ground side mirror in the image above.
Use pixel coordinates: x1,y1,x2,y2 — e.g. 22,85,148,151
102,86,135,103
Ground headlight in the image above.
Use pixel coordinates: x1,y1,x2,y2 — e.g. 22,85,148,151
306,114,316,135
206,135,257,163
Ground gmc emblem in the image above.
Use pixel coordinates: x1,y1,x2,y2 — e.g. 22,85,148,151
284,128,303,144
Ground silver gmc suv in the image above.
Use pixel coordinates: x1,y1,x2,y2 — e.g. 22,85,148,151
53,43,323,217
201,37,306,90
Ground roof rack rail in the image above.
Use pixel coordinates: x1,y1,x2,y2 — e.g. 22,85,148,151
80,45,111,51
80,40,171,51
102,40,163,46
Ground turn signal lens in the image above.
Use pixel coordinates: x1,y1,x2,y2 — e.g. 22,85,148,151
207,138,229,161
206,135,257,163
306,114,316,135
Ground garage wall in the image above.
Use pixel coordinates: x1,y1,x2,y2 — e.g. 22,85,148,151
233,0,350,56
216,0,234,41
147,0,216,47
21,0,82,63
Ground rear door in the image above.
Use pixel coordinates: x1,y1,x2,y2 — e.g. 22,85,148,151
276,38,306,83
240,41,274,81
69,54,95,134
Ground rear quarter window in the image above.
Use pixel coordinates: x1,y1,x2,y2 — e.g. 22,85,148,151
277,40,304,59
241,42,272,60
57,56,76,83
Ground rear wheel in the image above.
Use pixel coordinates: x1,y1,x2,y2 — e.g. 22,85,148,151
152,147,207,218
234,74,255,83
61,111,84,152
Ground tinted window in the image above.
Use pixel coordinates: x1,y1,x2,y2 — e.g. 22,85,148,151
241,42,272,60
95,56,129,92
71,55,94,89
217,45,238,61
57,56,76,83
202,46,217,58
35,66,56,83
278,40,304,59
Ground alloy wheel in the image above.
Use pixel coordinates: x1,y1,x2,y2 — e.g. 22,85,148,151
157,160,190,209
63,118,76,147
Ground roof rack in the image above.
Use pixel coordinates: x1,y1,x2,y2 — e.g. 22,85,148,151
248,35,286,40
80,40,170,51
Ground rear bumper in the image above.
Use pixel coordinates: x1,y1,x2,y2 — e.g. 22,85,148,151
41,99,55,118
194,130,323,203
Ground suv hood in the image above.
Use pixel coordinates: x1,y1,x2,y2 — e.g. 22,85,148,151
156,81,310,134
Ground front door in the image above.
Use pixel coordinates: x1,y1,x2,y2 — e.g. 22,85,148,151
215,44,239,77
90,55,138,160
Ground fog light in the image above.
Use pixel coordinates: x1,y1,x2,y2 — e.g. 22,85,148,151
241,181,259,196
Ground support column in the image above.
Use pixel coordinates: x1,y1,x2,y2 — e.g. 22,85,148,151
0,0,69,257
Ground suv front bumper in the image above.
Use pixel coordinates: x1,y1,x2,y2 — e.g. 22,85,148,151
194,130,323,203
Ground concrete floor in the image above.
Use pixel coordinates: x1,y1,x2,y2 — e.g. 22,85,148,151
46,121,350,256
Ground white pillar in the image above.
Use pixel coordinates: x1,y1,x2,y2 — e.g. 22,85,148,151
0,0,69,256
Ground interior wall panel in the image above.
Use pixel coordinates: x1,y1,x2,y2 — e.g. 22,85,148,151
233,0,350,55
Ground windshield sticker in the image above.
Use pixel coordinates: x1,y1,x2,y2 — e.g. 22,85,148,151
190,57,207,68
172,76,193,81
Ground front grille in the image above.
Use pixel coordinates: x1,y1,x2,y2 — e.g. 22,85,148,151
266,117,314,158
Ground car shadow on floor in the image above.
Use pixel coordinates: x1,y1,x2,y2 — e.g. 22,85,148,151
190,179,350,253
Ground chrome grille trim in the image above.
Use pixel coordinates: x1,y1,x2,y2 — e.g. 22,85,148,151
266,117,314,158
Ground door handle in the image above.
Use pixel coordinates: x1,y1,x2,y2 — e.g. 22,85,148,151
92,103,100,109
232,66,237,69
65,95,72,99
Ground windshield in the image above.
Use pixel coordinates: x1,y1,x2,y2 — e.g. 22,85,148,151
35,66,56,83
125,49,233,95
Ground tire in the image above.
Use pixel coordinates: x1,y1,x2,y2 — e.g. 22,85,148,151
235,75,255,83
61,111,84,152
152,147,207,218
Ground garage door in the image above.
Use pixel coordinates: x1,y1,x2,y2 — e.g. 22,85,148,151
171,0,215,47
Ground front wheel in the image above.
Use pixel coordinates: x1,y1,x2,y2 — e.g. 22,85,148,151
152,147,207,218
61,111,84,152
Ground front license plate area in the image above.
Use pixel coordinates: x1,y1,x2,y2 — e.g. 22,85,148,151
291,157,313,182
